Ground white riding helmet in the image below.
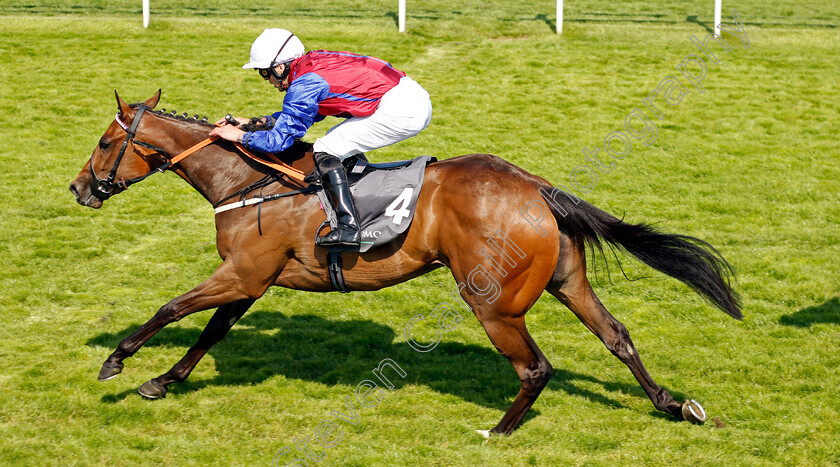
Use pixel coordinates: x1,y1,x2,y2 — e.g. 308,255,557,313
242,28,305,69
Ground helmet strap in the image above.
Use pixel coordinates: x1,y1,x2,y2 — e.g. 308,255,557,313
268,33,297,68
269,60,292,83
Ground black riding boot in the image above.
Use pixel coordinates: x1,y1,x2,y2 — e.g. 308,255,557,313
314,153,361,247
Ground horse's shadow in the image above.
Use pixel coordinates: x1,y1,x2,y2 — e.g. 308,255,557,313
780,297,840,327
86,311,650,418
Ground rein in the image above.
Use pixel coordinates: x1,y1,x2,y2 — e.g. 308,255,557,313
89,105,307,201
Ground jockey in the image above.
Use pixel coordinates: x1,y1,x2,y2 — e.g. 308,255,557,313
211,28,433,248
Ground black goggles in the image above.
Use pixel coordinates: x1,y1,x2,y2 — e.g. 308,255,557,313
257,68,275,80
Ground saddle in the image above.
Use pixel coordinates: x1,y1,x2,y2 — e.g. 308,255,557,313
314,154,437,254
310,154,436,293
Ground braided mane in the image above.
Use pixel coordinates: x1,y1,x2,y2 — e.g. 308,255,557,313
148,107,215,128
128,103,314,153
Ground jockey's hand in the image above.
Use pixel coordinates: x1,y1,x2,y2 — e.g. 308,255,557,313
213,115,249,127
209,124,246,144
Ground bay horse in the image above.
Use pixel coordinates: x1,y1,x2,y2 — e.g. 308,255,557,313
70,91,741,436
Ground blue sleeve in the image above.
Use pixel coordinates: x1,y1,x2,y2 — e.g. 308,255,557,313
243,72,329,153
271,111,325,123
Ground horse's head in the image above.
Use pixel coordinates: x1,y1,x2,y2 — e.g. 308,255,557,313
69,90,164,208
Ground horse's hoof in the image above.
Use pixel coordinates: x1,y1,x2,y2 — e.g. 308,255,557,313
476,429,492,439
137,380,167,399
98,361,124,381
681,399,706,425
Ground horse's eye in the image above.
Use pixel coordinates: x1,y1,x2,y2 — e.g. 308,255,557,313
99,140,110,150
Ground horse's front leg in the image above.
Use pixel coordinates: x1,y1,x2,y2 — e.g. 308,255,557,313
98,258,273,382
136,298,256,398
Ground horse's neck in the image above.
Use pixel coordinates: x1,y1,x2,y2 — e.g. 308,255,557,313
176,141,265,206
149,120,263,205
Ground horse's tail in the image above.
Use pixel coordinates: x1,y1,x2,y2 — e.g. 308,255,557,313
540,186,742,320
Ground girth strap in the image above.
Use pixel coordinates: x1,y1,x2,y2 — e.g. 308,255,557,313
213,185,318,214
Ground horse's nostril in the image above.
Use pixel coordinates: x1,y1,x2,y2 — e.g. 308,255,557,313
69,184,80,200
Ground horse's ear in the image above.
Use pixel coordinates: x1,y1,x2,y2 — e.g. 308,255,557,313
144,89,162,109
115,90,132,116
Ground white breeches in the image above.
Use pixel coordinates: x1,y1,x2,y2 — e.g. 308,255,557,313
313,76,433,160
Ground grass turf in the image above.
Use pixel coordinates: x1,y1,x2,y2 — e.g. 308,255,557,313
0,1,838,465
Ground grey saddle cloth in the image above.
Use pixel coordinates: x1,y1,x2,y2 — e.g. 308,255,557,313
316,155,437,253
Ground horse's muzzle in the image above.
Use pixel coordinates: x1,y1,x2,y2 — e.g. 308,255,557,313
69,179,103,209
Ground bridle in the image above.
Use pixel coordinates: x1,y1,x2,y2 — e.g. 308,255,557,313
89,104,307,201
89,104,171,200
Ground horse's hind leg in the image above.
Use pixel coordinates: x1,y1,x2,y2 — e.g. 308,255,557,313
445,249,557,436
477,316,554,436
546,240,700,422
136,298,256,399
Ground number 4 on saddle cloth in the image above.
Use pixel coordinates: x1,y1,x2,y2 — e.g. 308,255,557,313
317,154,437,254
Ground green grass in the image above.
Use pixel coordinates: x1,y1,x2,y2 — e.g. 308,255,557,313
1,1,839,465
